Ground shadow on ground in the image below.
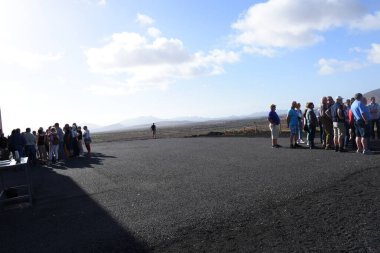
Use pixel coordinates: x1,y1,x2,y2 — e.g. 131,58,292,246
0,152,150,253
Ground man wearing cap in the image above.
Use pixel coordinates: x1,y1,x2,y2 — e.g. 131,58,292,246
367,97,380,139
330,96,347,152
268,104,281,148
351,93,372,154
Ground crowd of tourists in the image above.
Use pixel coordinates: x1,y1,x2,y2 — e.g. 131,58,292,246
268,92,379,155
0,123,92,164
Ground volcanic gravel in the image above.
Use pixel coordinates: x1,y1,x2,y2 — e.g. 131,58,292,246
1,137,380,252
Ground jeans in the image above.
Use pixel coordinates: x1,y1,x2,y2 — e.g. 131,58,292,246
298,120,303,140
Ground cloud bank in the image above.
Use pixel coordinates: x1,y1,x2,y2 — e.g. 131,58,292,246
232,0,380,55
85,15,240,92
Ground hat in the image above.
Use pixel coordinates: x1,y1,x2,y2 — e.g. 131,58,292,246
335,96,343,100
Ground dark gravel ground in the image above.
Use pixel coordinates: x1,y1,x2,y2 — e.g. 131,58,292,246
1,137,380,252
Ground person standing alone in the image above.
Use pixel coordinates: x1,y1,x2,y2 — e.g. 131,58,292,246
268,104,281,148
151,123,157,139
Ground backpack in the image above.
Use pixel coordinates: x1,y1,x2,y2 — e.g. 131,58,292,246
53,134,59,145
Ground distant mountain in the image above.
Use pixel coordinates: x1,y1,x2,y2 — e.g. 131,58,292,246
364,88,380,101
91,111,289,133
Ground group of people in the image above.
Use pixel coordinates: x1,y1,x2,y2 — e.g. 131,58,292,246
269,92,379,155
0,123,92,164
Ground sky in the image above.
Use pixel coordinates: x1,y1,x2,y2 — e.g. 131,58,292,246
1,0,380,134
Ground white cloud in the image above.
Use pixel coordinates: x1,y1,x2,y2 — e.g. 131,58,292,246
97,0,107,5
147,27,161,38
232,0,379,55
85,31,240,92
367,43,380,64
350,11,380,30
318,58,366,75
136,14,155,26
0,44,63,69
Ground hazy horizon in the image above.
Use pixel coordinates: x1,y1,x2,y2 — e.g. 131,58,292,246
1,0,380,134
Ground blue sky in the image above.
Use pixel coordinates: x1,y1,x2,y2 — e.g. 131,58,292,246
1,0,380,134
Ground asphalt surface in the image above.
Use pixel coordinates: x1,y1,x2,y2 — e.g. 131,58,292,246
1,137,380,252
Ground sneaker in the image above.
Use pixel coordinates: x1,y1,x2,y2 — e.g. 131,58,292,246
298,139,305,144
363,150,373,155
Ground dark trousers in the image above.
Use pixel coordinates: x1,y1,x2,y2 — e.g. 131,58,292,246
370,119,380,139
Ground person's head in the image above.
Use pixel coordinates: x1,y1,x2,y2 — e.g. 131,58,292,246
54,123,59,128
83,126,88,130
321,96,327,105
51,127,56,133
346,99,351,106
307,102,314,109
77,126,81,131
16,128,20,134
291,101,297,108
32,131,36,135
296,103,301,109
371,96,376,103
355,93,363,101
270,104,276,111
26,128,31,133
362,97,368,105
38,127,43,134
335,96,343,104
327,96,334,105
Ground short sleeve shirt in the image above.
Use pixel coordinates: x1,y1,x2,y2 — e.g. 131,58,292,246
268,111,280,125
287,108,299,126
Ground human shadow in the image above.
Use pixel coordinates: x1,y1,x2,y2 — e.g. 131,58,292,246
0,158,151,252
44,152,117,170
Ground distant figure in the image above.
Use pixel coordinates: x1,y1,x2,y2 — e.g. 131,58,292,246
351,93,371,154
0,133,9,160
305,102,318,149
48,127,60,164
151,123,157,139
287,101,301,149
37,127,47,163
324,96,335,150
23,127,37,163
77,126,84,156
55,123,65,159
268,104,281,148
331,96,347,152
368,97,380,139
296,103,305,144
83,126,92,155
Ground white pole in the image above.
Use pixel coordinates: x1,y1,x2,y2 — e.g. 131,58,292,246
0,107,3,134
